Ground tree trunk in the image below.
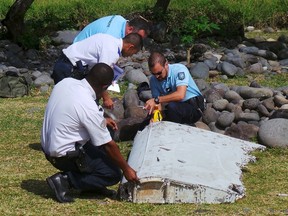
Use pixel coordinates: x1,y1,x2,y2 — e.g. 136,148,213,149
1,0,34,42
154,0,171,13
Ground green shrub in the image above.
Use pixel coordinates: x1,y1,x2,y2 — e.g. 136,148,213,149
0,0,13,19
181,16,220,46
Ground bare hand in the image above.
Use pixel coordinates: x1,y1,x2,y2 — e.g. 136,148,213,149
144,98,156,115
123,167,139,183
103,97,114,109
106,118,118,130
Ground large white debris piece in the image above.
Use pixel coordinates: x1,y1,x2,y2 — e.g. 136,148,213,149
118,121,266,204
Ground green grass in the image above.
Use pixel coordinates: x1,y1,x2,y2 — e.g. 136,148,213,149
0,89,288,215
208,72,288,89
245,29,288,40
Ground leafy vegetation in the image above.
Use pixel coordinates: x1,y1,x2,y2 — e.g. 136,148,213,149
180,16,220,46
1,0,288,48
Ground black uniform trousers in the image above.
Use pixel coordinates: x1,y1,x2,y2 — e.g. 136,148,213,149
51,52,88,84
45,141,122,192
164,95,205,125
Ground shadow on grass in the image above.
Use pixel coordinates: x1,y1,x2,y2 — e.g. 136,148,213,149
21,179,51,199
21,179,118,202
29,143,42,151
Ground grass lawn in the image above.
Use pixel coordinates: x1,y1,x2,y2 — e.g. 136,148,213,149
0,89,287,215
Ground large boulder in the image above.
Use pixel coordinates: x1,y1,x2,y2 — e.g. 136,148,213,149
258,119,288,148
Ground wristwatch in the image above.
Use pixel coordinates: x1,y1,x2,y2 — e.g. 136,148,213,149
154,96,160,104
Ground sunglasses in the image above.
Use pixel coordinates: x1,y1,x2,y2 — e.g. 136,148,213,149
152,67,164,76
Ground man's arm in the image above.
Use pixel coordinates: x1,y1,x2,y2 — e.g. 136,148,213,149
101,90,114,109
157,85,187,103
145,85,187,114
104,140,139,183
105,117,118,130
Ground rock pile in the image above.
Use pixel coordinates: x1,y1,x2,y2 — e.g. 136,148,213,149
0,30,287,148
109,60,288,148
105,34,288,148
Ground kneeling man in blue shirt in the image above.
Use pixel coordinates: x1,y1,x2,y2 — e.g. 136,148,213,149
145,51,205,125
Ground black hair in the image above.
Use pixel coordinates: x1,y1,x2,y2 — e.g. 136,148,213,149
128,17,150,35
86,63,113,88
123,33,143,51
148,51,166,68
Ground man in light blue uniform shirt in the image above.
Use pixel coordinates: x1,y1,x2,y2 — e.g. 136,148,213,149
145,51,205,125
73,15,149,43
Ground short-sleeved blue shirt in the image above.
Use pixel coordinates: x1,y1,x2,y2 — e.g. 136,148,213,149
150,63,202,101
73,15,127,43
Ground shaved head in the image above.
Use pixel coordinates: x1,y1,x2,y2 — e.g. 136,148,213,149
86,63,113,89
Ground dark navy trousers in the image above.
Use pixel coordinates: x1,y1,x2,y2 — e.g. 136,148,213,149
164,99,203,125
51,53,73,84
45,141,122,191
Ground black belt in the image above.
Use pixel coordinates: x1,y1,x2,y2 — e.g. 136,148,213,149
44,142,91,172
45,142,85,163
59,52,87,70
45,153,71,166
59,52,88,79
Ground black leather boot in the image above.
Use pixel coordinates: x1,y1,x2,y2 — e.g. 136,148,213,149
46,172,74,203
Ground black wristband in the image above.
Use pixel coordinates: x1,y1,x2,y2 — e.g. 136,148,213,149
154,97,160,104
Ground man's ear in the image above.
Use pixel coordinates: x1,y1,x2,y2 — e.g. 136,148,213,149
128,44,135,50
127,26,134,34
165,60,168,66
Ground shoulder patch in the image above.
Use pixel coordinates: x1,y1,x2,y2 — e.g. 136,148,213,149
100,119,107,129
178,72,185,80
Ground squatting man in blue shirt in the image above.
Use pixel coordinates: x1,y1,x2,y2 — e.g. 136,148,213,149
145,51,205,125
41,63,139,203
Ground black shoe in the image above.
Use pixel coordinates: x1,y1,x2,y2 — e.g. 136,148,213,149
46,172,74,203
81,187,117,199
